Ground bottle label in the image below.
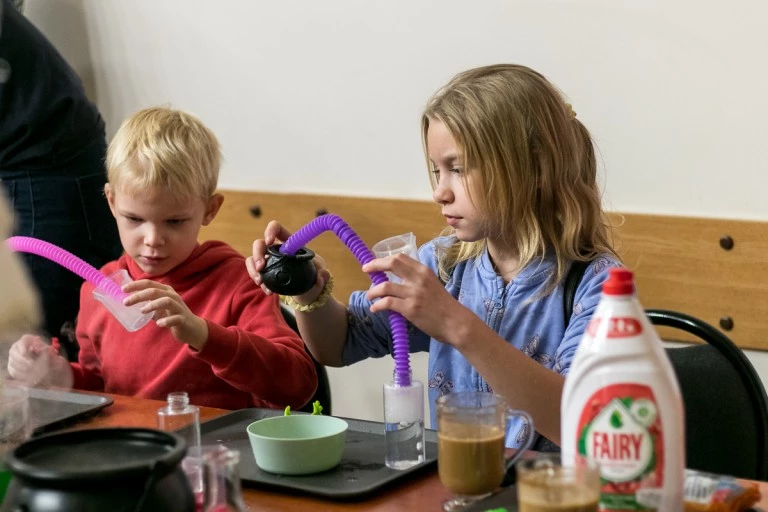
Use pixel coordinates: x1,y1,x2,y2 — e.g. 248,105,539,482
586,316,643,338
577,383,664,511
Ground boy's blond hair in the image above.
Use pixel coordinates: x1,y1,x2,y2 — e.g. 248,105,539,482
422,64,619,293
106,107,221,201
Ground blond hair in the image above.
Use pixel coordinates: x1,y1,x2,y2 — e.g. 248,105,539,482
107,107,221,201
422,64,618,293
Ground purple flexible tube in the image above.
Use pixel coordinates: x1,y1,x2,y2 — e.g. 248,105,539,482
280,214,412,386
7,236,126,300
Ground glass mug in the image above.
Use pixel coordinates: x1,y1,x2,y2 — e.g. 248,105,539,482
516,454,600,512
437,392,535,511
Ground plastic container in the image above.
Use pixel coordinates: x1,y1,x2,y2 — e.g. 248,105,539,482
158,392,202,496
560,268,685,512
372,232,417,284
92,269,153,332
383,378,425,470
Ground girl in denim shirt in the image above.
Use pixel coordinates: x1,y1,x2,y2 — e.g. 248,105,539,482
248,64,621,448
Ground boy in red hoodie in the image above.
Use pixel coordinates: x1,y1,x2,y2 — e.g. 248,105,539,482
8,107,317,410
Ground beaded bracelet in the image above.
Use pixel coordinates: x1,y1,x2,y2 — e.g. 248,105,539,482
281,275,335,313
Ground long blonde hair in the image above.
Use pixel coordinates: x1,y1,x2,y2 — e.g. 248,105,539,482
422,64,618,293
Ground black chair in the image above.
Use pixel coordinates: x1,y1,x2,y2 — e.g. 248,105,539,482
279,306,333,415
648,309,768,480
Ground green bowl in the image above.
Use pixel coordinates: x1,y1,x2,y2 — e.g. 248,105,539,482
246,415,348,475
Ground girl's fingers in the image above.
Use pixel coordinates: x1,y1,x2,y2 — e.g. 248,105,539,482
265,221,291,246
365,282,407,301
250,239,268,266
368,296,407,315
362,254,419,279
245,256,262,284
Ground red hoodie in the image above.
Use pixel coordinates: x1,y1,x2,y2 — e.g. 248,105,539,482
70,241,317,410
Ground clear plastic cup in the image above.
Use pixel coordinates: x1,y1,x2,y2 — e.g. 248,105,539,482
92,269,153,332
372,232,417,284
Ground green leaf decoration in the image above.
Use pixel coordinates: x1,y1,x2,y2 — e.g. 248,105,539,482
284,406,291,416
610,410,623,429
311,400,323,415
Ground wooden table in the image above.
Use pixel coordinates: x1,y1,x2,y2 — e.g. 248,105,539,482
73,393,768,511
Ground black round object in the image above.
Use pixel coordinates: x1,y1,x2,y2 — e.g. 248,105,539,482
2,428,195,512
260,244,317,296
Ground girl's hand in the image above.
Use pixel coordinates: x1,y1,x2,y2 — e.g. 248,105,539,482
362,254,476,346
245,220,331,305
8,334,73,388
123,280,209,350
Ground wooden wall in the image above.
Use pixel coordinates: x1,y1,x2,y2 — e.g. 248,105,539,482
200,190,768,351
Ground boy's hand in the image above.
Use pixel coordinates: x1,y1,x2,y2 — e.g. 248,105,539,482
7,334,73,388
246,220,330,305
123,280,209,350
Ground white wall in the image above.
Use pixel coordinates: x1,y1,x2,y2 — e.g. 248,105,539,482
23,0,768,423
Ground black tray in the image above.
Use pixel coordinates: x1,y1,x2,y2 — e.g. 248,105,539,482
28,388,113,435
199,408,437,499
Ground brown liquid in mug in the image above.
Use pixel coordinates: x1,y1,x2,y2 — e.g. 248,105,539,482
437,424,505,496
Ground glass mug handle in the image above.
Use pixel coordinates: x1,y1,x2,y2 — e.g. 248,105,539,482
503,408,535,473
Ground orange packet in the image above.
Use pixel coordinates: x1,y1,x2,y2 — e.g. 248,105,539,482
683,469,761,512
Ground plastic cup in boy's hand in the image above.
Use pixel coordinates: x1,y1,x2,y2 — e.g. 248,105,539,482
372,232,418,284
92,269,152,332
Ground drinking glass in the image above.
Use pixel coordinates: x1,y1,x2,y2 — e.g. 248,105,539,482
437,391,534,511
516,453,600,512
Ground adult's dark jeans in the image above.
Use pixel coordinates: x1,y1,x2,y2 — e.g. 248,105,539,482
1,139,122,361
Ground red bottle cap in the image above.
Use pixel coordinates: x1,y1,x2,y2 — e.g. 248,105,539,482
602,267,634,296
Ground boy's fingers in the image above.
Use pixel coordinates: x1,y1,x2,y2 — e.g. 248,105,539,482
121,279,152,292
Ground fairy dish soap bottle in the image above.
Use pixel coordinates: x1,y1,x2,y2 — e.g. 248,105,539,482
561,268,685,511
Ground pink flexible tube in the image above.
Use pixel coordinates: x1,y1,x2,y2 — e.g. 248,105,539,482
280,215,412,387
6,236,126,300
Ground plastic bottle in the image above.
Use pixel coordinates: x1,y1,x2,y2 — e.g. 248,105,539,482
157,392,202,503
561,268,685,512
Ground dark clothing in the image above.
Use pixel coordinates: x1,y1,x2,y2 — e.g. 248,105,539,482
0,0,104,169
0,0,122,359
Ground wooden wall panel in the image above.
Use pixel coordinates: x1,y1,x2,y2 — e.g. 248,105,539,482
201,190,768,351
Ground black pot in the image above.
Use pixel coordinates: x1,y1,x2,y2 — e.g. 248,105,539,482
261,244,317,296
1,428,195,512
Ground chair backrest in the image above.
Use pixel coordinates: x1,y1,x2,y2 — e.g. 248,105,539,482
648,309,768,480
279,305,332,416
